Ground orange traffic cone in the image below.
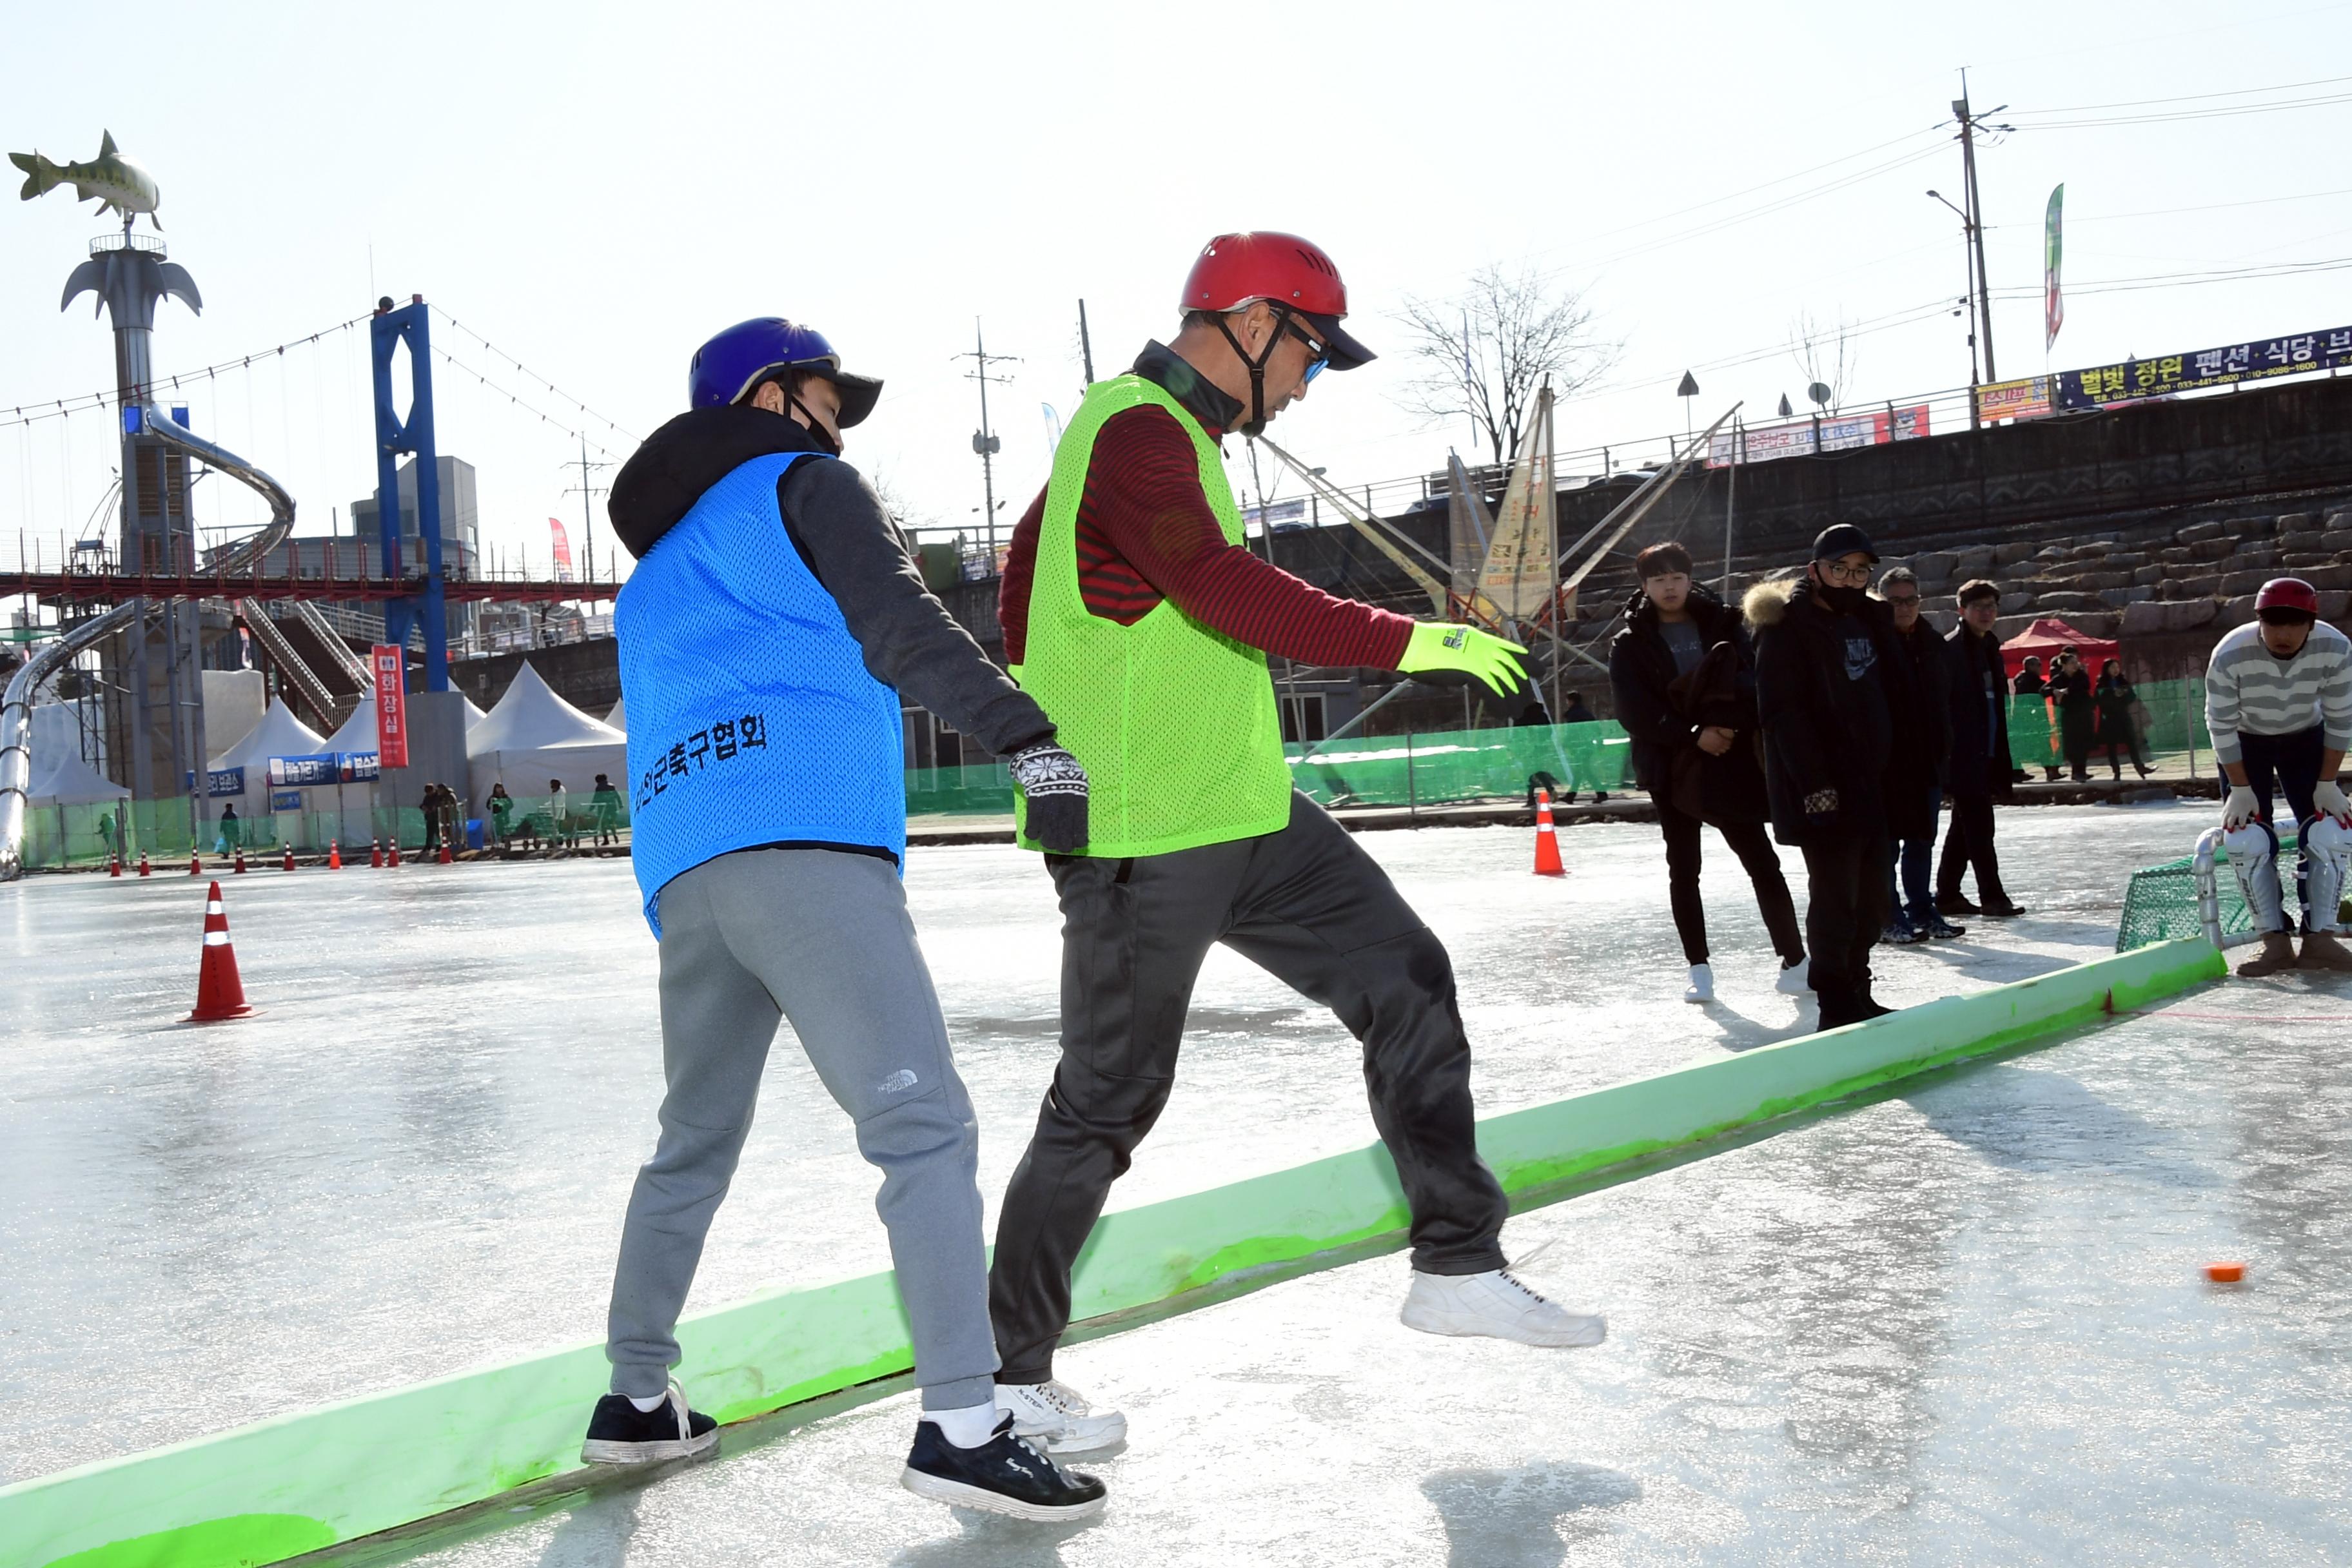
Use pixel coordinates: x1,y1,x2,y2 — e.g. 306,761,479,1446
189,852,202,876
186,881,256,1023
369,838,384,868
328,839,342,870
233,847,247,874
109,854,122,877
138,852,151,877
281,843,296,872
1533,789,1566,877
438,838,454,865
387,838,402,868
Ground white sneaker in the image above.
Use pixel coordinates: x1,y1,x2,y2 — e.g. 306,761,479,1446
1683,963,1714,1003
1775,960,1813,995
995,1378,1126,1455
1400,1268,1607,1348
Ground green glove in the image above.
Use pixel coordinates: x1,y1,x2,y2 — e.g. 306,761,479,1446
1398,622,1529,698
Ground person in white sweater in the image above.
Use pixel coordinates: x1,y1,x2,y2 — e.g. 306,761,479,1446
2205,577,2352,974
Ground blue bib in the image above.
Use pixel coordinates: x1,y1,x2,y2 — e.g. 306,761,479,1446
616,451,905,934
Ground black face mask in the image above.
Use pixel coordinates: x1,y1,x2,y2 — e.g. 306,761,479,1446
789,391,843,457
1816,581,1870,615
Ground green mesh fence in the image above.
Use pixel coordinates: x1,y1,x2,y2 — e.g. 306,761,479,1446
2009,676,2211,779
2117,830,2301,952
1288,721,1632,808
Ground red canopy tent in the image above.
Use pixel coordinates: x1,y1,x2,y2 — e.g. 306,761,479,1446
2000,616,2121,682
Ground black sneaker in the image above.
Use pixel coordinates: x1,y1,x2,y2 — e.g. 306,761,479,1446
901,1413,1107,1522
581,1384,718,1465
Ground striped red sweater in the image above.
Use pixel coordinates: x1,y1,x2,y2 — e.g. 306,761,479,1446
998,402,1413,671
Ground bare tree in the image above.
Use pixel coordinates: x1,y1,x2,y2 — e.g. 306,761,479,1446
865,468,935,534
1396,266,1618,466
1789,311,1860,413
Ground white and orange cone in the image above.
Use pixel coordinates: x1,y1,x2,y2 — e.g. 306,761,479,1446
233,847,247,874
188,852,202,876
186,881,256,1023
369,838,384,869
281,843,296,872
328,839,342,870
138,852,152,877
1533,789,1566,877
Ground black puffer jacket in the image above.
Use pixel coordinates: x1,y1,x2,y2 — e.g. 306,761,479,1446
1746,577,1928,847
1606,582,1768,823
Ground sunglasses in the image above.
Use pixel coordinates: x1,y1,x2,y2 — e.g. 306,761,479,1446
1284,318,1329,384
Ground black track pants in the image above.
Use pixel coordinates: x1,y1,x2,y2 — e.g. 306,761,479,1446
988,791,1509,1384
1655,797,1805,966
1801,832,1892,1001
1934,790,2008,905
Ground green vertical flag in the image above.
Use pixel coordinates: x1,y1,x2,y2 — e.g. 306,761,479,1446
2044,183,2065,352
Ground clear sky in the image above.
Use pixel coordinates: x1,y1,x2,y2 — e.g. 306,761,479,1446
5,0,2349,583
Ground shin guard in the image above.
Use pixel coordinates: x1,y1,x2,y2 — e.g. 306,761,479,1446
2222,821,2287,935
2300,814,2351,934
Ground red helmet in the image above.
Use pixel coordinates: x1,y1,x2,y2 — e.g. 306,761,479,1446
1179,232,1374,370
2256,577,2320,618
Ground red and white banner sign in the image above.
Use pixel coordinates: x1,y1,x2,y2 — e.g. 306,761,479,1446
549,517,574,582
1705,404,1931,467
371,645,409,769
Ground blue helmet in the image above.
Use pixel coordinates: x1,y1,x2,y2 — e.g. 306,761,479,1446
686,317,883,428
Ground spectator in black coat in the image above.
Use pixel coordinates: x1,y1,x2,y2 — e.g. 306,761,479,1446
2050,647,2095,781
1936,580,2027,918
1877,568,1959,943
1747,524,1929,1029
1609,542,1806,1004
2094,660,2152,778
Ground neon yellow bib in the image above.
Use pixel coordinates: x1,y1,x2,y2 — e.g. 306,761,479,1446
1015,375,1292,857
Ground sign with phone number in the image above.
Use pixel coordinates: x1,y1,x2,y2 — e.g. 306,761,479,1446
1981,324,2352,420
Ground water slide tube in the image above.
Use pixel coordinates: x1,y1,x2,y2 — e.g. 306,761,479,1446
0,407,295,880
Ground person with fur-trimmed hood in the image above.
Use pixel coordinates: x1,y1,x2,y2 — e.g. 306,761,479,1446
1745,525,1928,1028
1607,540,1807,1003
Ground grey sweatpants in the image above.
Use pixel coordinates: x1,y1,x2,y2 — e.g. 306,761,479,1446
604,847,998,1411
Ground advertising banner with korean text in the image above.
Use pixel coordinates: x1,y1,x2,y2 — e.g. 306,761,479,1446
1705,404,1930,467
1979,376,2055,422
268,754,342,789
338,752,380,783
180,767,247,799
371,645,408,768
2056,325,2352,409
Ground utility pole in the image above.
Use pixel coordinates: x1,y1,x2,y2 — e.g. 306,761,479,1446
1953,77,2009,383
954,320,1019,564
562,435,611,587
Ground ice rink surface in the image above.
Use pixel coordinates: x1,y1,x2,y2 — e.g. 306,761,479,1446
5,799,2348,1562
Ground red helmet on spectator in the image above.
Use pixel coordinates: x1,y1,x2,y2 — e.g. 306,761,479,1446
2256,577,2320,620
1179,232,1374,371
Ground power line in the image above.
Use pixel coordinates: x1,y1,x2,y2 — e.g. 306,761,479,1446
2012,72,2352,117
429,308,640,445
1,313,371,430
428,343,631,464
2015,90,2352,130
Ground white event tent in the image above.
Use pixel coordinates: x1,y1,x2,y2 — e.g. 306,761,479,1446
466,663,628,810
603,695,625,734
21,748,128,867
208,699,328,845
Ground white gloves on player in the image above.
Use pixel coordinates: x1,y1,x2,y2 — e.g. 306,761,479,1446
2314,779,2352,825
2221,785,2260,831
